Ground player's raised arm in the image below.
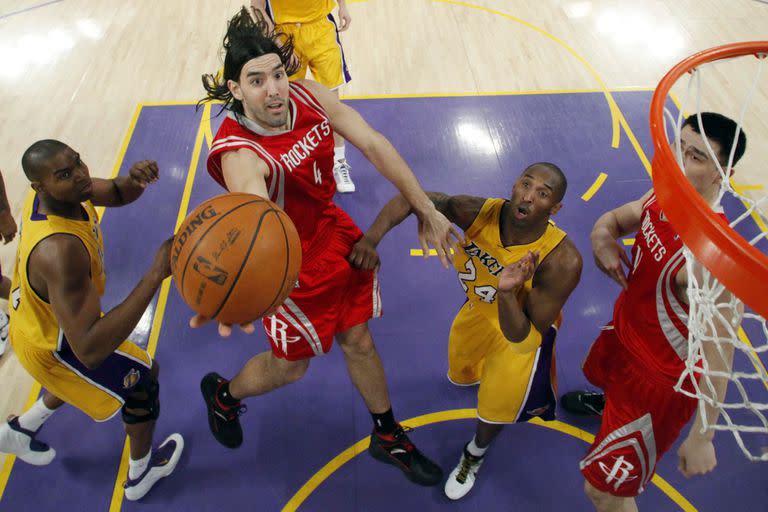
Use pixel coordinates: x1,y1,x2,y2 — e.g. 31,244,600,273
90,160,160,207
35,235,172,369
349,192,481,270
221,149,271,198
590,189,653,289
496,239,582,351
300,79,461,267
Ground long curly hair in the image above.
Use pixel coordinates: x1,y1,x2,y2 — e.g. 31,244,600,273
199,7,300,114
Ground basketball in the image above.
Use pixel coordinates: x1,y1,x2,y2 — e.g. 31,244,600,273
170,193,302,324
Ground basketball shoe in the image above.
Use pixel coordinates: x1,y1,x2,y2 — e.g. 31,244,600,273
560,390,605,416
368,425,443,486
123,433,184,501
0,416,56,465
200,372,246,448
444,443,484,500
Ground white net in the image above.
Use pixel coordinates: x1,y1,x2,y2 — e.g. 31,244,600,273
661,49,768,462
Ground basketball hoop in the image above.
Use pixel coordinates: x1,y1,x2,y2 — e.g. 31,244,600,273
650,41,768,462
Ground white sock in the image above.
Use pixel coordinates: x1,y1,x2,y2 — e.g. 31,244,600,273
129,449,152,480
334,144,346,162
18,398,58,432
466,436,488,458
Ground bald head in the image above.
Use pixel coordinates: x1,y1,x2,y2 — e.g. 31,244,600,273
22,139,69,182
523,162,567,202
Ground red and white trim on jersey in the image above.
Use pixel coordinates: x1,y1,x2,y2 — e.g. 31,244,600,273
580,412,657,494
372,268,382,318
656,248,689,360
209,131,288,208
289,82,328,119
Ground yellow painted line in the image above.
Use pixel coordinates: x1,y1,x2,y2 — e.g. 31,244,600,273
0,103,145,503
0,382,41,501
107,103,210,511
581,172,608,201
432,0,620,149
96,104,144,218
410,248,455,256
623,238,636,246
281,409,696,511
733,184,765,192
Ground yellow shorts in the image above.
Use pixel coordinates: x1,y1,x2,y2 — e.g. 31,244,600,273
278,14,351,89
12,334,153,422
447,301,558,423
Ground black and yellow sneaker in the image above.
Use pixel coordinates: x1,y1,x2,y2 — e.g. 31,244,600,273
368,425,443,486
200,372,246,448
560,390,605,416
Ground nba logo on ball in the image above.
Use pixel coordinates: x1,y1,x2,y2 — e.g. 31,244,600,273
170,193,302,324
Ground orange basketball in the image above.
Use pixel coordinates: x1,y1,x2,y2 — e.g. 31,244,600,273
170,193,302,324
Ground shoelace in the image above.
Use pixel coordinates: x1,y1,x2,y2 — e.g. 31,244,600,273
335,161,352,182
455,455,480,484
387,426,415,452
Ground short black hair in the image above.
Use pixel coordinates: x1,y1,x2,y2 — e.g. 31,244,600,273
682,112,747,165
21,139,69,181
524,162,567,202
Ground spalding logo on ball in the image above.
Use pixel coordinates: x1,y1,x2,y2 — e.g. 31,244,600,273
170,193,302,324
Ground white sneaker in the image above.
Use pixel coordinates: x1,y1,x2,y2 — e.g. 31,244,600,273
123,433,184,501
333,159,356,193
0,416,56,466
444,444,484,500
0,310,8,357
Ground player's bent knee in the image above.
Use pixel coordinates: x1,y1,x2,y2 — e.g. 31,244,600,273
122,379,160,424
280,358,310,384
336,325,375,355
584,480,618,510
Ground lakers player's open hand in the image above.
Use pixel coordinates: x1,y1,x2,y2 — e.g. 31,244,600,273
348,235,379,270
189,314,257,338
337,1,352,31
592,237,631,289
498,251,539,292
417,207,462,268
128,160,160,189
152,237,174,280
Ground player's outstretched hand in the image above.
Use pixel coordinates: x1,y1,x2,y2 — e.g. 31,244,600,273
189,314,256,338
348,235,379,270
128,160,160,189
417,206,462,268
0,208,18,244
677,435,717,478
498,251,539,292
592,236,631,289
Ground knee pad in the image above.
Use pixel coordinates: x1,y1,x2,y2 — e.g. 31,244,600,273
121,380,160,424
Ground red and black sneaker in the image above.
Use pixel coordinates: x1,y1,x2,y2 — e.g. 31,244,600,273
368,425,443,486
200,372,246,449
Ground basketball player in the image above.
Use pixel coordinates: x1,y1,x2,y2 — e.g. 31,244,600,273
352,163,583,499
250,0,356,193
195,9,459,486
0,169,18,357
0,141,183,501
575,113,747,512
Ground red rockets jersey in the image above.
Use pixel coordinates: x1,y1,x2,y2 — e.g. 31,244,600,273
207,82,359,260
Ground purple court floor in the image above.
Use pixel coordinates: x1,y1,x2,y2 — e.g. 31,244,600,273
1,92,766,511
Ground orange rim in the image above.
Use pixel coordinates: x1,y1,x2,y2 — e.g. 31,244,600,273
650,42,768,317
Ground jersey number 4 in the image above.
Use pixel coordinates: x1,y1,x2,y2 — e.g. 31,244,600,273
457,259,498,303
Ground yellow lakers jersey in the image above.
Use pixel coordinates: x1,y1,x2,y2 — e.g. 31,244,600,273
453,198,566,329
268,0,336,24
9,191,105,352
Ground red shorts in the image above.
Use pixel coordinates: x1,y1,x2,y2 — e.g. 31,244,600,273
579,325,697,497
261,226,381,361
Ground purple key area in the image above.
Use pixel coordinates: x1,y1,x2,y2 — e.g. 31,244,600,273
1,93,764,511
